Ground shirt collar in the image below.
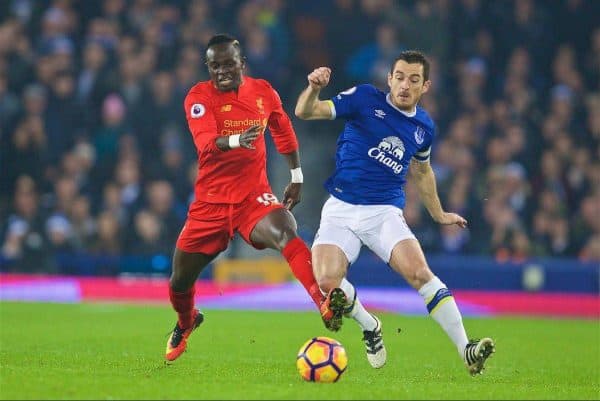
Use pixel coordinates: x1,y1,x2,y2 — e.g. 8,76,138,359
386,93,417,117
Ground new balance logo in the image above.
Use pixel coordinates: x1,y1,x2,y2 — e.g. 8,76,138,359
374,109,386,119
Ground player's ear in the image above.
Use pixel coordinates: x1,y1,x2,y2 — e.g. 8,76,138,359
387,72,393,89
422,79,431,94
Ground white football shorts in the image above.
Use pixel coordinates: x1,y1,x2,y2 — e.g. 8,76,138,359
312,195,416,264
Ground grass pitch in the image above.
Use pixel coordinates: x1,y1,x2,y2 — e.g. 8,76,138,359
0,301,598,400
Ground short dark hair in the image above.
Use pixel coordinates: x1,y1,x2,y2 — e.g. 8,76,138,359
391,50,430,81
205,33,242,56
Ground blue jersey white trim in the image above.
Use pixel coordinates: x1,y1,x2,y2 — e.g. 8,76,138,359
385,93,417,117
413,146,431,162
325,84,435,209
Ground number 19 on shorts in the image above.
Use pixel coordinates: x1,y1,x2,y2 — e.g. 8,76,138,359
256,193,279,206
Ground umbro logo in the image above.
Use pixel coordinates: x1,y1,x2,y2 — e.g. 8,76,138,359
374,109,386,119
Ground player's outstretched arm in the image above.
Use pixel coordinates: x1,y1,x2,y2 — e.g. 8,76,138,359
409,159,468,228
295,67,334,120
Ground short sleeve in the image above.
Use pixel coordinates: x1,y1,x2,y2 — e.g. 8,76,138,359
329,85,363,120
412,126,434,163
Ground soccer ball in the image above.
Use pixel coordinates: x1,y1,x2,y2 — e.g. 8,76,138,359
296,336,348,383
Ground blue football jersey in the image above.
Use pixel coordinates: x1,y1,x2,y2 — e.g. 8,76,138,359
324,84,435,209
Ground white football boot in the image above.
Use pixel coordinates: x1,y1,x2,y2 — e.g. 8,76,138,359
464,337,496,375
362,314,387,369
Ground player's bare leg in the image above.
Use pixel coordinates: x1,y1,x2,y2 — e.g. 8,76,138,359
389,239,495,374
311,244,348,331
165,249,216,362
312,245,378,332
312,245,385,368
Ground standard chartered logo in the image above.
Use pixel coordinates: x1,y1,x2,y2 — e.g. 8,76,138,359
367,136,405,174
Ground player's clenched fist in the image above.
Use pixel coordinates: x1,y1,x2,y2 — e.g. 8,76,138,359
239,124,263,149
308,67,331,89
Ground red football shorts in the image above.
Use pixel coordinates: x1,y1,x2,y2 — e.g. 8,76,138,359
176,185,285,255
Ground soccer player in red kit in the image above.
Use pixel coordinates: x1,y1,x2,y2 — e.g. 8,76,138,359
165,34,341,361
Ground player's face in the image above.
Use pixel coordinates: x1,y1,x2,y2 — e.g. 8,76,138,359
387,60,431,111
206,43,244,92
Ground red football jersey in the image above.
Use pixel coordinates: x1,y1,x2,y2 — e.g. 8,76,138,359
183,76,298,209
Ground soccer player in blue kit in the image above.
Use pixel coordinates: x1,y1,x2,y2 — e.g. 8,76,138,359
295,50,495,375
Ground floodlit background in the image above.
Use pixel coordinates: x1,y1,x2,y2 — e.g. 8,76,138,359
0,0,598,302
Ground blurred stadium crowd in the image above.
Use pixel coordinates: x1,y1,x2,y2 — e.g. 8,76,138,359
0,0,599,275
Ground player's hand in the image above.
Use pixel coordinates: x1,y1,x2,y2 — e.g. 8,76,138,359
435,212,468,228
308,67,331,90
282,182,302,210
240,125,264,149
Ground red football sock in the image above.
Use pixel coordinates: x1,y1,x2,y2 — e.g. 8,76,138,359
169,286,196,329
282,237,323,309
